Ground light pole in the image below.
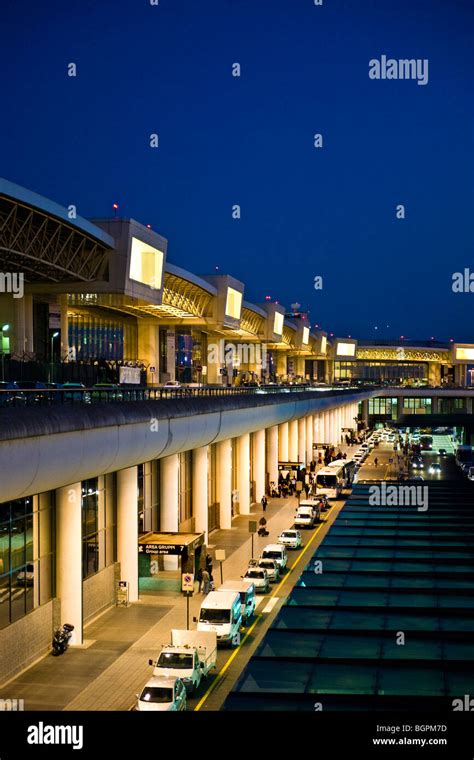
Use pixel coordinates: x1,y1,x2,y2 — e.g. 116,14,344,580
0,324,10,382
50,331,59,382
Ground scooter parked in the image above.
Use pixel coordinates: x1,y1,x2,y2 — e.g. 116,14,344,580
52,623,74,656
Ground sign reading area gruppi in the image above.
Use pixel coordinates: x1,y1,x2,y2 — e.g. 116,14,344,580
138,543,186,555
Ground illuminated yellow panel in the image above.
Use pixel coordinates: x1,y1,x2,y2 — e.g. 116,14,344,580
129,237,164,289
456,347,474,361
302,326,309,345
273,312,284,336
337,342,356,357
321,336,327,355
225,287,242,319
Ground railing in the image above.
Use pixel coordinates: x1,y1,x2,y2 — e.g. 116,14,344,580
0,384,369,408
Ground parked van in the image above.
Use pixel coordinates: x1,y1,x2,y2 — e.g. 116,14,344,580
196,591,242,646
261,544,288,570
217,580,256,624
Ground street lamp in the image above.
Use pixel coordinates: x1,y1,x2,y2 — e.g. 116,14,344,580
50,331,59,382
0,324,10,382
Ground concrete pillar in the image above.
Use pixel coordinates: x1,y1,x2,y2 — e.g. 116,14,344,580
278,422,289,462
298,417,306,465
361,399,369,428
12,295,33,355
267,425,279,487
328,410,335,446
314,413,322,445
117,466,139,602
160,454,179,570
289,419,298,462
306,414,314,464
217,439,232,529
59,295,68,360
253,428,266,502
138,321,160,384
56,483,83,645
238,433,251,514
193,446,209,543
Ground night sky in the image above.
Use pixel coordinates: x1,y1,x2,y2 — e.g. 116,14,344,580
1,0,473,341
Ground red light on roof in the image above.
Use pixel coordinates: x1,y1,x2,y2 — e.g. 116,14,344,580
265,295,271,301
112,203,119,210
146,224,152,229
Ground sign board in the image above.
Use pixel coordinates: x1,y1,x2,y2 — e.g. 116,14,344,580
249,520,258,534
138,542,185,556
117,580,129,606
278,462,303,470
296,481,303,492
181,573,194,593
215,549,226,561
201,365,207,376
312,443,331,450
119,366,141,384
149,366,156,373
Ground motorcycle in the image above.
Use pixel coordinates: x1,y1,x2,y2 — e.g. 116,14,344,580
52,623,74,656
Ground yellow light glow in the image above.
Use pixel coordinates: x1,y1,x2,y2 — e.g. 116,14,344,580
456,347,474,361
129,237,164,289
337,342,356,357
302,326,309,345
273,312,284,336
225,287,242,319
321,336,327,355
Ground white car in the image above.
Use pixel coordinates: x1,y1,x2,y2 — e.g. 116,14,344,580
163,381,181,388
136,676,187,711
277,530,302,549
257,558,280,582
243,567,269,594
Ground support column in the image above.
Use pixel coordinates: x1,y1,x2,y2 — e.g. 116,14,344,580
289,419,298,463
193,446,209,543
278,422,289,462
306,414,314,464
217,439,232,529
59,294,69,360
117,466,139,602
160,454,179,570
238,433,251,514
253,428,266,503
298,417,306,466
267,425,279,487
56,483,83,645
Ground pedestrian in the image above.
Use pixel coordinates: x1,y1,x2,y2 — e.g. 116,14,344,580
374,457,378,467
197,566,203,592
205,553,213,578
201,568,211,594
261,495,267,512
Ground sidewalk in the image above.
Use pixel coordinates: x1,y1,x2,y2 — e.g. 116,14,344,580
0,494,299,711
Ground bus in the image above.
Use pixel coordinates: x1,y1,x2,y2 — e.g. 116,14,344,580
327,459,357,488
419,435,433,451
315,464,344,499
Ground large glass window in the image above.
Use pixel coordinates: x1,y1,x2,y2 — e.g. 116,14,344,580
401,398,432,414
138,462,160,534
82,478,99,579
0,494,54,630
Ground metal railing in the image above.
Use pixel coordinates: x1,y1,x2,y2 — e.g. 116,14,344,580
0,384,367,408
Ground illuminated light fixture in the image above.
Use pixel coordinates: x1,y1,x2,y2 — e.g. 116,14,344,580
330,333,334,337
450,338,454,342
302,326,309,345
336,342,356,357
456,348,474,361
146,224,152,229
129,237,164,289
265,295,271,301
321,335,327,354
225,287,242,320
273,312,284,336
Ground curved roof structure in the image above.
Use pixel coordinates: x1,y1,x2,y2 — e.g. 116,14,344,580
0,178,114,282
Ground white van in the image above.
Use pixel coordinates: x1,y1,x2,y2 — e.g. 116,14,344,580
261,544,288,570
196,591,242,646
217,580,256,625
294,502,318,529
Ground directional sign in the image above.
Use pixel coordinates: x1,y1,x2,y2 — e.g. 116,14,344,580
138,543,185,556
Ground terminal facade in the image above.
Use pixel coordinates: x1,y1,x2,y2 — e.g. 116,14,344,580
1,178,474,685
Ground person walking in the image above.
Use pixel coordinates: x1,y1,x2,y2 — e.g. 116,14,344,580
374,457,378,467
201,568,211,595
197,566,203,592
261,495,268,512
205,553,213,578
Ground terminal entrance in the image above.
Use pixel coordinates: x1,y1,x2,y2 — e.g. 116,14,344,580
138,531,205,596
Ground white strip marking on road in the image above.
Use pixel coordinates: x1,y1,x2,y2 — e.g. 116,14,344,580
262,597,279,614
254,596,266,610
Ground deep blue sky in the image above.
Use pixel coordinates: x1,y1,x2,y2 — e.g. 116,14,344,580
1,0,473,340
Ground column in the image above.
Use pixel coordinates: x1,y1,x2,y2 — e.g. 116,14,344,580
117,466,139,602
59,294,68,360
56,483,83,645
289,419,298,462
298,417,306,466
217,439,232,529
253,428,266,502
160,454,179,570
278,422,289,462
267,425,279,487
193,446,209,543
238,433,251,514
138,321,159,385
306,414,314,464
